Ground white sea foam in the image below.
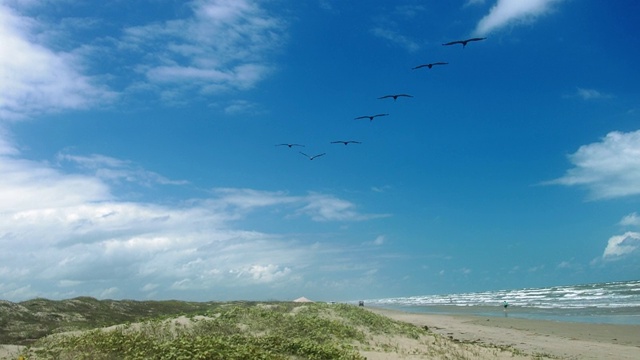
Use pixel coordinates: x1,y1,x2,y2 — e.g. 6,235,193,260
367,280,640,309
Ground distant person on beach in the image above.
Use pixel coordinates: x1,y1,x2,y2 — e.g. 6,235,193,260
503,301,509,311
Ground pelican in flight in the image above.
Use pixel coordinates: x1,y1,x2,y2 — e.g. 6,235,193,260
354,113,388,121
442,37,486,48
331,140,361,145
378,94,413,101
299,152,326,160
412,62,448,70
276,143,304,148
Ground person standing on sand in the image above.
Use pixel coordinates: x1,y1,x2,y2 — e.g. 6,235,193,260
503,301,509,311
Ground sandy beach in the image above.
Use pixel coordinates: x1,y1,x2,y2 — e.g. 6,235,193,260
367,307,640,359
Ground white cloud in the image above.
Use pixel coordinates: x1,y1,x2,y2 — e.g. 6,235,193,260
394,5,427,18
0,4,116,120
465,0,486,7
224,99,263,115
547,130,640,199
602,232,640,260
576,88,612,100
619,212,640,227
371,27,420,52
122,0,285,94
297,193,389,222
362,235,385,246
0,1,286,120
212,188,388,222
474,0,565,36
57,153,188,186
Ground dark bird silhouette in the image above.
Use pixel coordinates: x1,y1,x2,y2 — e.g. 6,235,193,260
354,113,388,121
412,62,448,70
442,37,486,48
299,152,326,160
276,143,304,148
378,94,413,101
331,140,362,145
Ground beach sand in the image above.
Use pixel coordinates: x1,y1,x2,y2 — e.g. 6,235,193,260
367,307,640,359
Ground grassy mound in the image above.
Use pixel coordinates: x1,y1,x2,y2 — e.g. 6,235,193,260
0,297,218,345
19,302,426,360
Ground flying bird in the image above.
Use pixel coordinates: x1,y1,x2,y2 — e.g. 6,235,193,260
331,140,362,145
354,113,388,121
442,37,486,48
276,143,304,148
299,152,326,160
412,62,448,70
378,94,413,101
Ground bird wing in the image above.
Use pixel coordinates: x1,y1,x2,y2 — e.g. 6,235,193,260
442,40,462,46
299,152,310,158
412,64,429,69
378,95,393,99
311,153,326,159
467,37,486,42
348,141,362,144
374,113,389,117
354,116,369,120
398,94,413,97
330,141,344,144
433,62,449,66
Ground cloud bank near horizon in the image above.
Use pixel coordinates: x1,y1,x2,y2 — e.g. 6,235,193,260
0,131,388,302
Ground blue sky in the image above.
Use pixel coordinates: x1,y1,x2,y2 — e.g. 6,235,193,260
1,0,639,302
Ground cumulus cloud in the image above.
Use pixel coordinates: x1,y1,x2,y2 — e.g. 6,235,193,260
0,4,116,120
474,0,565,36
602,232,640,260
547,130,640,199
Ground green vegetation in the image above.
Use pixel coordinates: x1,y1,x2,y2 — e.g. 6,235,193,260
19,303,425,359
0,297,219,345
4,298,550,359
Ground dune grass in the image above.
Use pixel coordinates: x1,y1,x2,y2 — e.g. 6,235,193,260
19,302,429,360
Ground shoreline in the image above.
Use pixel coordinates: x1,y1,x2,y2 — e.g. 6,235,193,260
367,306,640,359
362,303,640,325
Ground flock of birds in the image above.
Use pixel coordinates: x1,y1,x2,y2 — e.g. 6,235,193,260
275,37,487,160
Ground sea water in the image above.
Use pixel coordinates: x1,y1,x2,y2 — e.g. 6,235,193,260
364,280,640,325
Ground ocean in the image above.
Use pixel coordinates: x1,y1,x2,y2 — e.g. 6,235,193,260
364,280,640,325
